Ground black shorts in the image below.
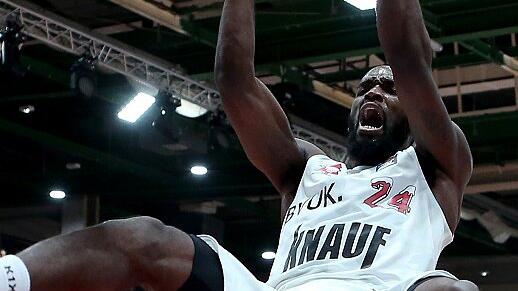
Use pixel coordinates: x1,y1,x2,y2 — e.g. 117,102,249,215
179,234,224,291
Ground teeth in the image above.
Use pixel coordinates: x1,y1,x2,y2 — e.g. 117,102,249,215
361,125,381,130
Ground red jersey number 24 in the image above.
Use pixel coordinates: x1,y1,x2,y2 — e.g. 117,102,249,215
363,177,415,214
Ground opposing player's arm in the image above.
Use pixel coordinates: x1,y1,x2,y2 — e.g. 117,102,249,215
215,0,320,195
376,0,472,192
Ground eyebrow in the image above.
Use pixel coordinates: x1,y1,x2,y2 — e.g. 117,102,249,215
357,77,395,94
360,76,394,86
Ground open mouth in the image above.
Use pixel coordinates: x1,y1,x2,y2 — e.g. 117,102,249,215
358,102,385,136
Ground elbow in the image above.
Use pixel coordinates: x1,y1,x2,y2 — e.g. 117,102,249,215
213,60,232,90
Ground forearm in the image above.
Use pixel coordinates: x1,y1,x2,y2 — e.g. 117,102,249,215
18,224,136,291
214,0,256,86
376,0,433,68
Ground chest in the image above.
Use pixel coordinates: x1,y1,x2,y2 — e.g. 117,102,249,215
284,158,426,227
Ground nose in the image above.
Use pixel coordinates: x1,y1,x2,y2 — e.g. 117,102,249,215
364,87,384,103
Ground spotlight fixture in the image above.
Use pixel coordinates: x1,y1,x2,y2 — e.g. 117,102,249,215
190,165,208,176
49,190,66,199
175,99,208,118
261,251,276,260
65,162,81,170
118,92,156,123
150,92,181,140
343,0,376,10
70,54,98,98
480,271,489,277
0,15,27,77
19,105,34,114
430,39,444,53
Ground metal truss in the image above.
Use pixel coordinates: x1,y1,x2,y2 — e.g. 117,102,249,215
292,125,347,161
0,0,348,160
0,0,220,111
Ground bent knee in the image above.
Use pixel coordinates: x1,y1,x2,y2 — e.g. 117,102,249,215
447,280,479,291
101,216,169,251
101,216,191,259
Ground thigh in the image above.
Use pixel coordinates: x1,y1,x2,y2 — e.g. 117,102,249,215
412,277,479,291
412,276,456,291
108,217,196,291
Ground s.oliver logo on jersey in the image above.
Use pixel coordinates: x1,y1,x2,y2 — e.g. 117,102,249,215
316,163,343,175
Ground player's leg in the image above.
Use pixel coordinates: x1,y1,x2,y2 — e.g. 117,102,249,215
0,216,206,291
411,276,479,291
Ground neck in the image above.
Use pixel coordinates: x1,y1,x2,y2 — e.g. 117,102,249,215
345,154,384,169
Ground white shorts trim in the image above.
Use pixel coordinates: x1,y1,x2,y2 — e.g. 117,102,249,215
401,270,458,291
0,255,31,291
198,235,276,291
198,235,458,291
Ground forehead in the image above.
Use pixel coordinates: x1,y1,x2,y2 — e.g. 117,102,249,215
360,66,394,84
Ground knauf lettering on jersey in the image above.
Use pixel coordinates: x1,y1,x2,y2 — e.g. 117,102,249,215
266,146,453,290
282,223,392,272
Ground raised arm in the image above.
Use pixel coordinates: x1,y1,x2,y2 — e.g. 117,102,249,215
214,0,322,196
376,1,472,230
376,1,472,192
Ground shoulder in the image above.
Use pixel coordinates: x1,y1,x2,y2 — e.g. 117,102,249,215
295,138,327,161
414,122,472,192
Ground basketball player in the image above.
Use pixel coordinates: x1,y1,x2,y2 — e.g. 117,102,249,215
0,0,479,290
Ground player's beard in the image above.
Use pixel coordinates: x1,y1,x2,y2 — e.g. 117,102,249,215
346,119,411,166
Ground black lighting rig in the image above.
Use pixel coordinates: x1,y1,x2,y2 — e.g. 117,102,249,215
0,15,27,77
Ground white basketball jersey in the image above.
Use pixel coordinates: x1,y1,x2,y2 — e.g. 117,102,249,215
266,146,453,291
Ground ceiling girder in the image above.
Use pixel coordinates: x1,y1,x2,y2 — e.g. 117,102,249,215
192,26,518,82
0,0,220,111
108,0,218,47
460,39,518,76
0,117,174,184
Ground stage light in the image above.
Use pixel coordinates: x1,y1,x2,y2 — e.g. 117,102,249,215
261,251,276,260
49,190,66,199
480,271,489,277
65,162,81,170
0,15,27,77
19,105,34,114
191,165,208,176
430,39,443,53
344,0,376,10
175,99,208,118
118,92,156,123
70,55,98,98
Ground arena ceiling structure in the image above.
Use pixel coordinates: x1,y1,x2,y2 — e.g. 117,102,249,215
0,0,518,289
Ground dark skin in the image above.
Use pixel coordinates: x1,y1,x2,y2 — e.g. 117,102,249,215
215,0,472,233
216,0,476,290
6,1,476,290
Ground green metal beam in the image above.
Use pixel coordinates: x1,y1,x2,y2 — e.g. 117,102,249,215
319,52,495,84
459,40,506,65
192,24,518,81
0,91,72,103
456,111,518,146
20,56,70,85
0,117,174,184
180,19,218,47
